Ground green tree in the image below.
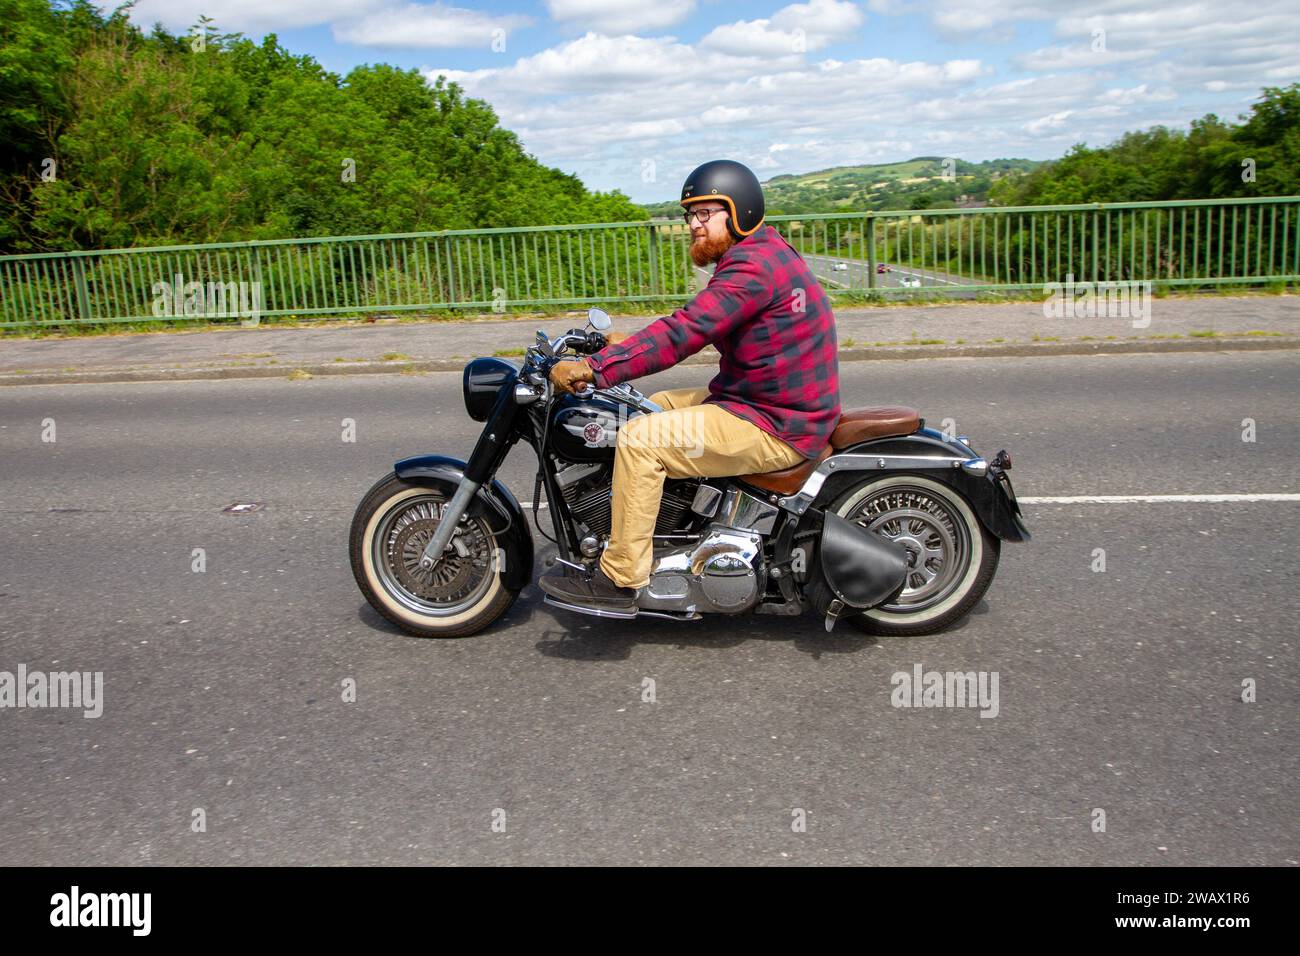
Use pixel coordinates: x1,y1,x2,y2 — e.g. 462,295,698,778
0,2,644,252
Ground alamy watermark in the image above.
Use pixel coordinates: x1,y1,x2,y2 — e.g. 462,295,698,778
50,886,150,936
1,665,103,718
152,273,263,323
572,406,706,458
1042,273,1151,328
891,663,999,718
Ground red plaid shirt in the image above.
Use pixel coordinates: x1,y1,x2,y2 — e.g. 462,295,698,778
587,224,841,460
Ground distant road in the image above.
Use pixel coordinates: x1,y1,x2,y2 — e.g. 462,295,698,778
696,255,988,297
802,253,979,293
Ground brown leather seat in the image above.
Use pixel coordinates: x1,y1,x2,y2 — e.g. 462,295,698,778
737,406,922,495
829,406,920,448
739,446,833,495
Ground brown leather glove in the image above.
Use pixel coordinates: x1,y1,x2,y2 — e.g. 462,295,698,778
603,332,629,346
550,359,595,395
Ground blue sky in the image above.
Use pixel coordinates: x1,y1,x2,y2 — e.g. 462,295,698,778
115,1,1298,204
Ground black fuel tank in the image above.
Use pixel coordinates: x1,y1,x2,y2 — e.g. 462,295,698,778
549,393,647,463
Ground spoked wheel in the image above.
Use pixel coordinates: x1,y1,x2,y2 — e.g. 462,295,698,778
831,475,999,636
349,474,518,638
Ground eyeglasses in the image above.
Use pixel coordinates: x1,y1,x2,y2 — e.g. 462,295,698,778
683,207,728,225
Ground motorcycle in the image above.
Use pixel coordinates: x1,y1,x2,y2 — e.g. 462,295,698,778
349,308,1030,639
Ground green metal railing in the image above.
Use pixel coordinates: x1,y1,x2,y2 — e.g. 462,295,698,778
2,197,1297,327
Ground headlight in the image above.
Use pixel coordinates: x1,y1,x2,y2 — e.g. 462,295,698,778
462,357,519,422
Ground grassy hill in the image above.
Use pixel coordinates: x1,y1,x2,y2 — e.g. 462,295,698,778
642,157,1043,218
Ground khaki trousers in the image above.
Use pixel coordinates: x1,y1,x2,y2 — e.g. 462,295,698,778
598,387,806,589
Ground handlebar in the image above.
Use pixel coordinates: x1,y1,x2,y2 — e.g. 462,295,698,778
562,328,607,354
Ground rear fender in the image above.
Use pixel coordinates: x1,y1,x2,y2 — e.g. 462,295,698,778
810,431,1030,543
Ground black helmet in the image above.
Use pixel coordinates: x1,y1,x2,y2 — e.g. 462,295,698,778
680,160,765,239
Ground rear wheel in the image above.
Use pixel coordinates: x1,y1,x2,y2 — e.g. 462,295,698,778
829,474,999,636
349,474,519,638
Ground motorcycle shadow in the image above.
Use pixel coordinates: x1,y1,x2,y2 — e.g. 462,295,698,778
517,587,887,662
356,588,987,662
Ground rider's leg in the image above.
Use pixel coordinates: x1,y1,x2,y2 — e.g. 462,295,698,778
599,404,806,589
646,386,710,410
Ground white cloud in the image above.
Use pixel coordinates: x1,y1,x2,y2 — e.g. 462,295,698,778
544,0,696,34
1096,84,1177,106
942,59,985,82
424,32,1009,188
117,0,532,50
701,0,866,56
334,4,533,49
1014,45,1157,72
1023,110,1073,135
427,32,759,98
120,0,386,32
699,105,756,124
932,8,998,33
865,0,914,13
919,0,1300,93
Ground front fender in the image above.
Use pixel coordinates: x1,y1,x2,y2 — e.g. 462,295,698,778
393,454,535,590
812,432,1031,543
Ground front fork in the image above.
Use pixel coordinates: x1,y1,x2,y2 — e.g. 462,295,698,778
418,383,521,568
416,480,482,569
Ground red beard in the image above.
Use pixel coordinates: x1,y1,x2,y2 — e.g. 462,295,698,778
690,230,737,267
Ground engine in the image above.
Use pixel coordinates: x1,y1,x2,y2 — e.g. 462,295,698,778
641,526,766,616
554,461,700,538
553,464,778,618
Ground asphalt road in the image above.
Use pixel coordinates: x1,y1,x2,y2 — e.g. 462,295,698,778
1,350,1296,865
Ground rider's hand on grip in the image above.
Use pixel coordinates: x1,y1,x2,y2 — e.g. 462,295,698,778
549,359,595,395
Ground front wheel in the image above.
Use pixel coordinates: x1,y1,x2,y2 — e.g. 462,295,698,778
349,474,520,638
829,474,1000,637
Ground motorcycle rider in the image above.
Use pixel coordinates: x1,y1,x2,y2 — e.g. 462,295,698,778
539,159,842,613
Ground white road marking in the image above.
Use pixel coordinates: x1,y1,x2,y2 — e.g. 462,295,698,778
1018,494,1300,504
892,267,962,286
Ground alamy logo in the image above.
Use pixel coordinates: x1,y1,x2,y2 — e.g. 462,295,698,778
890,663,1000,718
570,406,706,458
1042,273,1151,328
152,273,263,321
50,886,151,936
0,665,103,718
